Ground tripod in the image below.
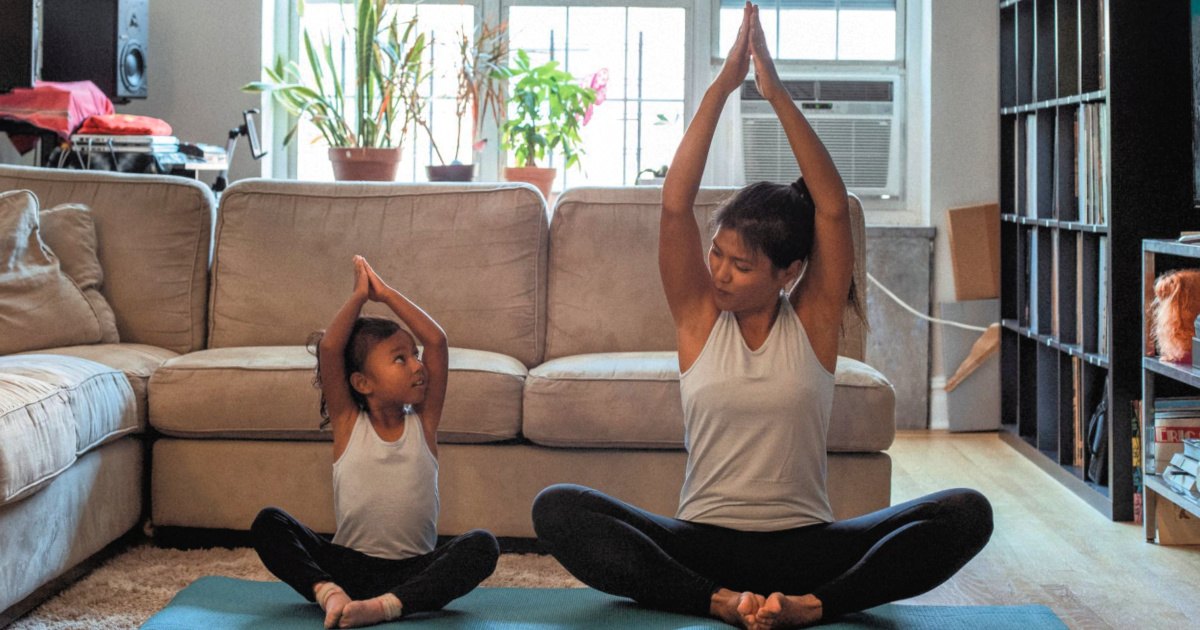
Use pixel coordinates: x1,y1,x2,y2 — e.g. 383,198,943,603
213,109,268,193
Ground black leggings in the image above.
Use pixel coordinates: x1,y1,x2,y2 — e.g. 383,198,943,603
250,507,499,615
532,485,993,621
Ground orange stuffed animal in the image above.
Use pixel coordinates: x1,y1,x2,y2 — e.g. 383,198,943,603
1151,269,1200,363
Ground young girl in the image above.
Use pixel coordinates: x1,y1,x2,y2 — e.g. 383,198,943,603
251,255,499,628
532,4,992,629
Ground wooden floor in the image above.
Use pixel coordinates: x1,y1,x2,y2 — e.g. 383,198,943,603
892,431,1200,629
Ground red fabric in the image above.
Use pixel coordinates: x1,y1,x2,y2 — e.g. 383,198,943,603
77,114,172,136
0,81,113,146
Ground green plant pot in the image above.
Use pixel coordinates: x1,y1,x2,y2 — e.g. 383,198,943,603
328,147,402,181
426,164,477,182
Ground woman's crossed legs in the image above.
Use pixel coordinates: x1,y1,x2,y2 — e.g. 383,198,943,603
531,484,993,629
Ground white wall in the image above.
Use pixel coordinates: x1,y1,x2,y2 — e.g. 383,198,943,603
927,0,999,381
117,0,265,184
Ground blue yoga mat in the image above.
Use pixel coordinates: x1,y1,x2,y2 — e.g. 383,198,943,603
140,577,1067,630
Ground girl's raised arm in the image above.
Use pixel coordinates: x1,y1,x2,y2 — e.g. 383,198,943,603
321,257,371,451
660,2,754,352
362,259,448,452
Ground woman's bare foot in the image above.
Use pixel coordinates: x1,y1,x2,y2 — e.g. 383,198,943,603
755,592,822,629
710,588,766,629
338,594,402,628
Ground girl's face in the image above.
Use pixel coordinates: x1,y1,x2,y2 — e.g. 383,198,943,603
708,226,794,313
357,331,428,407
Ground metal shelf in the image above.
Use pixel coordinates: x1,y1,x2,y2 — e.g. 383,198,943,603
1001,320,1110,368
1000,214,1109,233
999,90,1109,115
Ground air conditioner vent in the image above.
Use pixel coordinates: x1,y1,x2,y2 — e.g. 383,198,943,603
741,79,892,102
740,75,902,197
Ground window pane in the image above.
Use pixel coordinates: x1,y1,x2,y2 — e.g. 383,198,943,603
718,2,899,62
628,8,686,101
509,5,686,189
779,9,836,60
838,9,896,60
295,2,473,182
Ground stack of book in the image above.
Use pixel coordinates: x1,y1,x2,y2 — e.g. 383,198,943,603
1161,438,1200,505
1153,399,1200,474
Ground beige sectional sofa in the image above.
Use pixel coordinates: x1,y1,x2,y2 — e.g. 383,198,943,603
0,165,214,620
0,166,895,621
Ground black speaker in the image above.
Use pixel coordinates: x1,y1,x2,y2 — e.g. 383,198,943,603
0,0,40,93
41,0,148,101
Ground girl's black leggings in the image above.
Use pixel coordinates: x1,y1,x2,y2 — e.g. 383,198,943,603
531,484,993,621
250,507,499,615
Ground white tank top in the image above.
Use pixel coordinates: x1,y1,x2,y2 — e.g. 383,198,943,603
676,295,836,531
332,410,439,559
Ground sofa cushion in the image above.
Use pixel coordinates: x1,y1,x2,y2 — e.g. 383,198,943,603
545,188,869,362
209,181,547,367
0,355,136,456
39,203,120,343
0,165,215,354
0,372,75,505
0,190,104,355
149,346,526,443
17,343,179,431
523,353,894,451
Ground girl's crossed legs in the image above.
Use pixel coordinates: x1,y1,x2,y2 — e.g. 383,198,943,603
531,484,993,627
251,507,499,625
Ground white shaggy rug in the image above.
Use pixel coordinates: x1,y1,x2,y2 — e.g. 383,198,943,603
9,545,583,630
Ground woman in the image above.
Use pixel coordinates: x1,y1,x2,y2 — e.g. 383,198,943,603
531,4,993,629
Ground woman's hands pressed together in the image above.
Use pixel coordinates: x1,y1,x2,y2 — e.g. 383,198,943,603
748,4,785,104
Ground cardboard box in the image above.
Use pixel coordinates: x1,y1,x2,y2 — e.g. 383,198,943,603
946,203,1001,301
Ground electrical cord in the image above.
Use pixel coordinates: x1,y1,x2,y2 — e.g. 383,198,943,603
866,272,991,333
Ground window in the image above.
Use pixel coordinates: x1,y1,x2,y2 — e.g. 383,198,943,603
272,0,907,198
717,0,901,62
294,1,475,182
507,4,687,189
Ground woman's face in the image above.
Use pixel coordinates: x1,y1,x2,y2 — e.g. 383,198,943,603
708,226,792,313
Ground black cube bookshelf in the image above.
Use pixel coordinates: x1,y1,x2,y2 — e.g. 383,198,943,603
997,0,1192,520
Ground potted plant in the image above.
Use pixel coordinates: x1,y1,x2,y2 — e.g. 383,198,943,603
636,165,669,186
499,49,601,198
426,19,508,182
244,0,430,181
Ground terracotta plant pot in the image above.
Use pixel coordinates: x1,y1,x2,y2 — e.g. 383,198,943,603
426,163,477,182
327,147,402,181
503,166,557,199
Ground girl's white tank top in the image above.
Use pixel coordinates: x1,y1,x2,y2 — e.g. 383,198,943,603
332,410,439,559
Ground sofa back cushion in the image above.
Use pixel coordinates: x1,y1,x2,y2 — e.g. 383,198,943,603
0,190,105,354
545,187,867,361
209,180,548,367
0,166,215,354
40,203,120,343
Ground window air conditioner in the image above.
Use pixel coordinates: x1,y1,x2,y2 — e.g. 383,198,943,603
740,76,902,198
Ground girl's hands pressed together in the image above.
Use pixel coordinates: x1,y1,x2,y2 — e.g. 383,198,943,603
352,256,371,302
360,257,390,302
714,2,754,97
749,4,785,103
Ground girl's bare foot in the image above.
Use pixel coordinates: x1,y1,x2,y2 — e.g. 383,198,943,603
323,591,350,629
314,582,350,629
756,592,823,629
338,594,402,628
710,588,765,629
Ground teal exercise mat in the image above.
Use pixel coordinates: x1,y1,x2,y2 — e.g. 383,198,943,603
140,577,1068,630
